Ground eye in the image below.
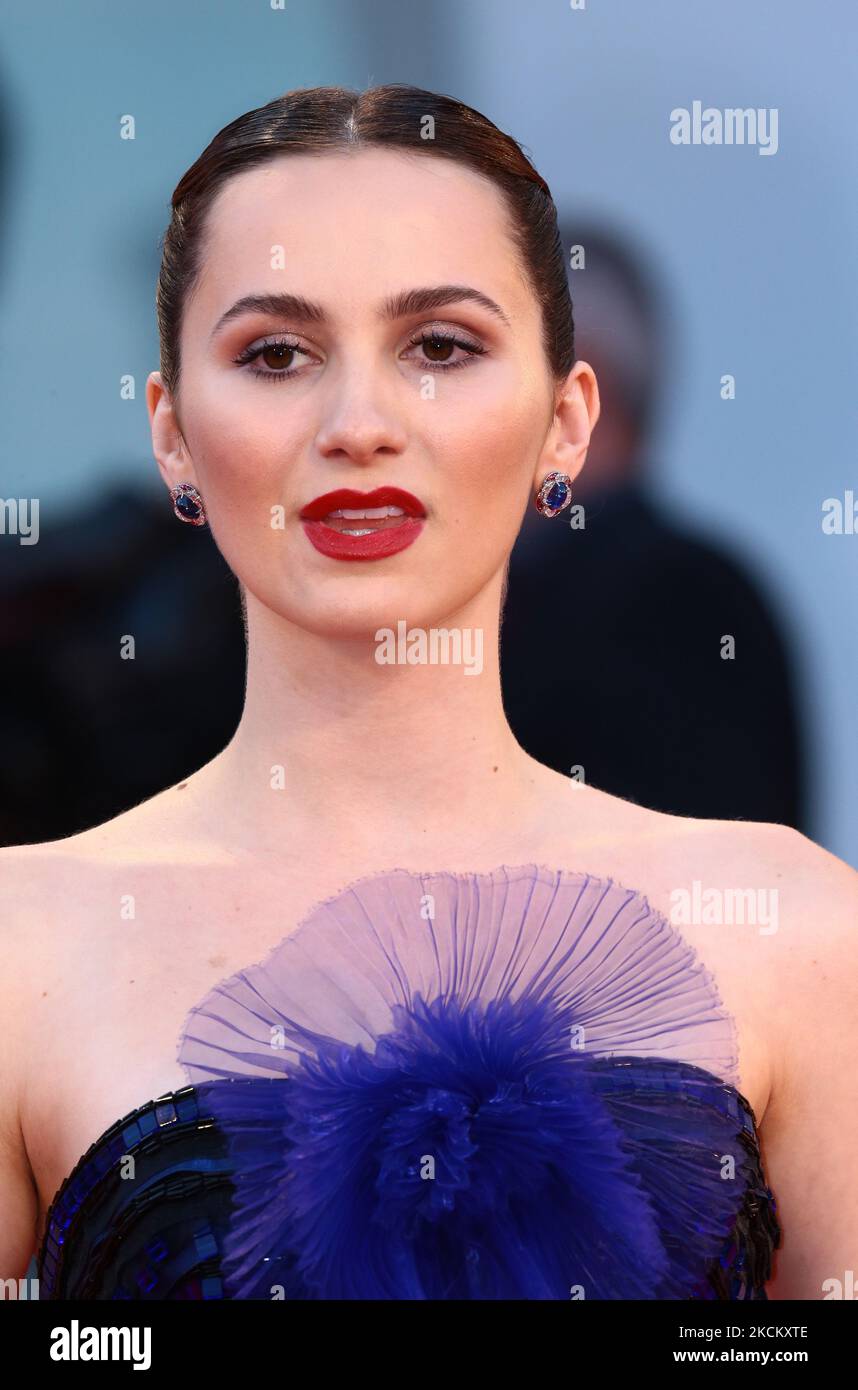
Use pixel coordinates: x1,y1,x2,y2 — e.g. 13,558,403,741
402,327,487,372
232,325,487,383
233,336,317,382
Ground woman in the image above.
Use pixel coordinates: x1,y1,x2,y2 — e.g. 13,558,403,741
1,84,855,1300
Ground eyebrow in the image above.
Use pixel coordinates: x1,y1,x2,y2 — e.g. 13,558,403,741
209,284,512,342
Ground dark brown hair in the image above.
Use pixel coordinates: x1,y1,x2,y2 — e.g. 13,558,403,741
156,83,575,401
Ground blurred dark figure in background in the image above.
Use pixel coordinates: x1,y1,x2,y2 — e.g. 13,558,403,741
0,495,245,845
500,225,808,829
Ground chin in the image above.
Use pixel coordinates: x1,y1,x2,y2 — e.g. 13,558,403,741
296,576,490,646
266,579,434,639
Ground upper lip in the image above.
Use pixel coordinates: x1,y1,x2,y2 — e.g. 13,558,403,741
299,486,427,521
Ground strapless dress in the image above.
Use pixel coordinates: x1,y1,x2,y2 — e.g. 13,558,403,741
37,865,780,1300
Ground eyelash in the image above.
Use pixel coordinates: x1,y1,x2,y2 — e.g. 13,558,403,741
232,329,487,382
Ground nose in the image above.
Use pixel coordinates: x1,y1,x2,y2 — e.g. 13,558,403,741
313,359,409,466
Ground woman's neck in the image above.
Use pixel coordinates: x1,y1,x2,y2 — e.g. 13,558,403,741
191,582,551,860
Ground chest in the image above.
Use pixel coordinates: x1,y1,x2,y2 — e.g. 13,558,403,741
24,854,775,1227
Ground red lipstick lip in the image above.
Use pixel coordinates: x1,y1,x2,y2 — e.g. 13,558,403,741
298,486,426,521
301,515,424,562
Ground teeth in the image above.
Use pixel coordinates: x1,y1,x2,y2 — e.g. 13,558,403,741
342,528,375,536
326,505,406,519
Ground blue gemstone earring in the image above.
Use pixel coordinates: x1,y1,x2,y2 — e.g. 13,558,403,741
170,482,207,527
534,471,573,518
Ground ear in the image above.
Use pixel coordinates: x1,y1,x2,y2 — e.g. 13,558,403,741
146,371,197,493
533,360,600,495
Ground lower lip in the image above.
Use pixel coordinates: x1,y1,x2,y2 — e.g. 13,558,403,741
301,517,425,562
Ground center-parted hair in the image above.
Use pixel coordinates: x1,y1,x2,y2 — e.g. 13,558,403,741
156,83,575,399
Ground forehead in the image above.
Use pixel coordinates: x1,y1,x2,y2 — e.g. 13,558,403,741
187,147,533,329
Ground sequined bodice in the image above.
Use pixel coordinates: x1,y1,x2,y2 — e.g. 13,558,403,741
36,866,782,1300
38,1072,779,1300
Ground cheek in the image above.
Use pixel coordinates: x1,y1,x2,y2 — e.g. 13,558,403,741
178,400,307,586
430,365,547,517
181,376,301,505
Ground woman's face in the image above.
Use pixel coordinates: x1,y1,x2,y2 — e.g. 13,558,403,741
149,148,593,636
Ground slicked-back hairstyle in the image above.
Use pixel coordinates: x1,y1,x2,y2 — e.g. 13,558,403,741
156,84,575,399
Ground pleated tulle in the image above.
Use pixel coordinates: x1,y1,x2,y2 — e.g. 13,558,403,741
176,864,754,1299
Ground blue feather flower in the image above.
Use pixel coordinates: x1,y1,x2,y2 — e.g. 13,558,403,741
178,865,778,1298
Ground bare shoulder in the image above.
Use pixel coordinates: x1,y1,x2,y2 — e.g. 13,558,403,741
0,824,123,1041
0,775,198,873
0,782,196,976
576,781,857,941
0,827,131,1276
590,795,858,1298
660,810,858,1015
554,778,858,1024
660,811,857,945
0,811,142,918
669,818,858,1300
0,835,90,971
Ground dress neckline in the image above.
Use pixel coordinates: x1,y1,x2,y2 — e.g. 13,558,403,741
41,863,746,1225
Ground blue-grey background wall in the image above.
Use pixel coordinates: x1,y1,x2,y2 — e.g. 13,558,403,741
1,0,855,863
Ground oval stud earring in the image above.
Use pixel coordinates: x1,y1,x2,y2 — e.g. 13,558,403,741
170,482,207,527
534,471,573,518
